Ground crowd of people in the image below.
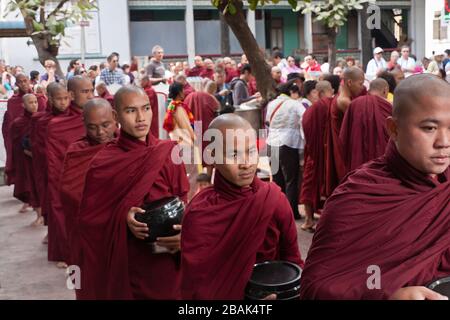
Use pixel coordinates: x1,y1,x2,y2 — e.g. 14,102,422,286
1,42,449,300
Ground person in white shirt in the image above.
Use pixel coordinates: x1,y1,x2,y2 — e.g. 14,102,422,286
366,47,387,80
397,46,416,77
266,80,306,220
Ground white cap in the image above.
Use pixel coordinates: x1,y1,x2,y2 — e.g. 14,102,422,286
373,47,384,54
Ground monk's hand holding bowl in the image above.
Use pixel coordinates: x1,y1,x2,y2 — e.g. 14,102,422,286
156,224,182,254
127,207,149,240
389,286,448,300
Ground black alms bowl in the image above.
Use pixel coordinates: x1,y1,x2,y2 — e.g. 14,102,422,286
427,276,450,297
136,197,184,243
245,260,302,300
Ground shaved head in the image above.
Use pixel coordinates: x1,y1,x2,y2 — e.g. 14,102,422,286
207,113,258,187
83,98,116,144
67,75,90,92
47,82,66,98
393,74,450,120
113,85,147,111
83,98,113,123
316,80,332,93
343,67,364,81
22,93,38,113
209,113,254,133
387,73,450,176
369,78,389,98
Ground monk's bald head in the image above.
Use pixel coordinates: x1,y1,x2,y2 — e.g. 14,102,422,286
369,78,389,99
388,73,450,177
67,75,94,108
207,113,258,187
83,98,117,144
113,85,148,111
343,67,365,82
22,93,38,113
15,73,31,93
316,80,334,98
113,86,151,142
393,74,450,120
209,113,254,134
47,82,66,98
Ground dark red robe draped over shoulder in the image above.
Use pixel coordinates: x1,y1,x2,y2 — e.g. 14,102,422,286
184,91,219,161
299,97,332,211
74,131,189,300
339,94,392,174
143,84,159,138
180,172,303,300
8,111,39,207
45,103,85,262
299,141,450,300
60,136,110,265
3,92,47,185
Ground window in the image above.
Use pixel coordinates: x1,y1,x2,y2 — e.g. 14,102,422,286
271,18,283,51
433,11,448,40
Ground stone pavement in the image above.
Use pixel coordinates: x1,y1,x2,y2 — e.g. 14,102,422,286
0,185,313,300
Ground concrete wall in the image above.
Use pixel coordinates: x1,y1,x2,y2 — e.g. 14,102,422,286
0,0,131,73
424,0,450,58
130,20,265,56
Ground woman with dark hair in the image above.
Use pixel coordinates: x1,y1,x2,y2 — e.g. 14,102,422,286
164,82,199,200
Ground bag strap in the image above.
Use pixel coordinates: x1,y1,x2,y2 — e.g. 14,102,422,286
269,100,286,125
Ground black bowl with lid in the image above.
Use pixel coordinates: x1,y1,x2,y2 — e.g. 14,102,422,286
427,276,450,297
245,260,302,300
136,196,184,243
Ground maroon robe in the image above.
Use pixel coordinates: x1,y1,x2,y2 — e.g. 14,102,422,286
183,83,195,98
74,131,189,299
184,91,219,162
8,111,39,207
225,67,240,84
180,171,303,299
299,97,332,211
60,136,109,265
45,103,85,262
143,84,159,138
299,141,450,299
340,94,392,174
199,68,214,80
186,66,204,77
3,92,47,185
30,105,67,223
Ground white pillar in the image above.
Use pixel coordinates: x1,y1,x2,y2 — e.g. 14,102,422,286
304,12,313,54
247,9,256,37
357,11,362,62
185,0,196,66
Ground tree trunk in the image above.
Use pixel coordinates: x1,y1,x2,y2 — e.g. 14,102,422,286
31,35,65,79
220,1,275,102
327,27,337,71
220,13,231,56
360,3,373,70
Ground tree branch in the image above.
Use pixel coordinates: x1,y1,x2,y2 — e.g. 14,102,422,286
47,0,70,19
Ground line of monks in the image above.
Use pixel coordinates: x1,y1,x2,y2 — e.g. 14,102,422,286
2,69,450,300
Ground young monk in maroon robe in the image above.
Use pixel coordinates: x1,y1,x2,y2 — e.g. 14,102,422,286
3,74,46,205
180,113,303,300
7,94,40,216
45,76,92,267
340,78,392,174
31,84,71,238
300,81,334,231
325,67,366,196
60,98,117,266
140,75,159,138
300,74,450,300
74,86,189,300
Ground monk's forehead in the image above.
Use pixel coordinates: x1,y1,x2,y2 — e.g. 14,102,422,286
116,91,148,108
23,94,37,102
85,105,113,122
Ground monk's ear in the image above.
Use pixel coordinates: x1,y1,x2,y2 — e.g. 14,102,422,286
69,90,76,101
386,116,398,140
112,109,119,122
